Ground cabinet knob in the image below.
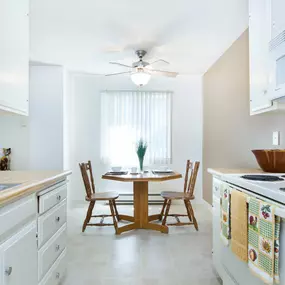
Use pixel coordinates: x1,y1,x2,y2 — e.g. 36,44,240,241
55,216,60,222
56,272,60,279
55,244,60,251
57,195,61,201
5,267,12,276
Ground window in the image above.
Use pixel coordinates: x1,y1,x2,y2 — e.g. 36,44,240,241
101,91,172,166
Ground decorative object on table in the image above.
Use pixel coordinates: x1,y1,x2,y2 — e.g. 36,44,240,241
220,183,231,245
252,149,285,173
0,148,11,171
136,139,147,173
79,160,121,234
106,171,128,175
159,160,200,230
111,166,122,172
131,167,138,174
248,197,281,284
153,169,174,174
231,189,248,262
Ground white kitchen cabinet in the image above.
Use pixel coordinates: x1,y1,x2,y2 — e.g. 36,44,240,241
0,221,37,285
249,0,273,115
0,0,29,116
212,178,225,279
249,0,285,114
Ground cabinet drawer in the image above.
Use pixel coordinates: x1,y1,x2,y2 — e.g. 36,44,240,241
0,195,36,240
39,249,67,285
39,184,67,215
38,224,66,281
213,178,222,199
38,200,67,248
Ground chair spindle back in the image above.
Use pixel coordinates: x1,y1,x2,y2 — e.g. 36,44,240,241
79,160,95,199
183,160,200,197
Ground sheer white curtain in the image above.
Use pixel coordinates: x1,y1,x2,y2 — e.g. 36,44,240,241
101,90,172,166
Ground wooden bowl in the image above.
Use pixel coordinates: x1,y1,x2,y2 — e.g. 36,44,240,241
252,149,285,173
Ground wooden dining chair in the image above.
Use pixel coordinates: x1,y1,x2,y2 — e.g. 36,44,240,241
79,160,120,234
159,160,200,230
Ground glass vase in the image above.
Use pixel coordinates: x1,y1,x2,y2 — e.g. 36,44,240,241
138,155,144,173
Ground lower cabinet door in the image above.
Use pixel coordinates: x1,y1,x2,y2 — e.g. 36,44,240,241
0,221,37,285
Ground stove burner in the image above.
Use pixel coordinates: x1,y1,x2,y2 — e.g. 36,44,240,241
241,175,284,182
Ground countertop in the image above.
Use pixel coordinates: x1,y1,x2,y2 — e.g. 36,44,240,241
208,168,264,176
0,170,72,207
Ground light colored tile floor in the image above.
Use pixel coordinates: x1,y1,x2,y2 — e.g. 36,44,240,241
63,203,221,285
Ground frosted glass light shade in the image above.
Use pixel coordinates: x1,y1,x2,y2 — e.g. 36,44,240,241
131,70,151,86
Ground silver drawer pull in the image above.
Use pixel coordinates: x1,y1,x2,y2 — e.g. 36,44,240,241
56,272,60,279
5,267,12,276
55,244,60,251
57,195,61,201
55,216,60,222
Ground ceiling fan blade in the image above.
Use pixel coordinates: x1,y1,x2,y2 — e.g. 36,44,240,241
148,69,178,78
147,59,170,66
109,62,133,68
105,71,132,77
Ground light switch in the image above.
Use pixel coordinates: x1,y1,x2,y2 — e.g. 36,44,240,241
273,131,280,146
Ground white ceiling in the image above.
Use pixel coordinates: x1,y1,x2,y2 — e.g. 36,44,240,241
30,0,248,75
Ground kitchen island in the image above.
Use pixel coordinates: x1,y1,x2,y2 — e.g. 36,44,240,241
0,170,71,285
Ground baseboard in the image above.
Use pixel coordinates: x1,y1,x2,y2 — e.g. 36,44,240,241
201,199,213,212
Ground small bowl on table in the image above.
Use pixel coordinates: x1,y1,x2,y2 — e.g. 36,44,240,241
252,149,285,173
111,166,122,172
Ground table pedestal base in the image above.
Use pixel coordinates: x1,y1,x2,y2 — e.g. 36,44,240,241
116,182,168,235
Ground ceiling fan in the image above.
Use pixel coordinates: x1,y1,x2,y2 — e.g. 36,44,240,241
105,50,178,86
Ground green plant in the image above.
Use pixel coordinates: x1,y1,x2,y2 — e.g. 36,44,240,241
136,139,147,171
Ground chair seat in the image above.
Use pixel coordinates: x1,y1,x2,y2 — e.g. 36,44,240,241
161,191,195,200
86,191,119,201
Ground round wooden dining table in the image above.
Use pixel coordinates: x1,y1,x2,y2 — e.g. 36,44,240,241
102,171,182,234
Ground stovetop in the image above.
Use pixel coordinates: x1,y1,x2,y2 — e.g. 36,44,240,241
241,174,284,182
222,173,285,204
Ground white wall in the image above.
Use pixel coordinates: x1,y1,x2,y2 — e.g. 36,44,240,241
29,65,64,170
0,64,65,171
68,74,203,206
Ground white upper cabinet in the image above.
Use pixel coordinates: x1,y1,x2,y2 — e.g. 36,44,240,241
249,0,273,115
0,0,29,115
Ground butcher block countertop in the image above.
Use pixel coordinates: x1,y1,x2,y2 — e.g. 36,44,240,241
0,170,72,207
208,168,264,177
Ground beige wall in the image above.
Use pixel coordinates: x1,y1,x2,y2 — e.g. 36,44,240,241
203,30,285,204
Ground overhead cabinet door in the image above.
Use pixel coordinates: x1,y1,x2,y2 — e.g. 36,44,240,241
249,0,273,114
0,0,29,115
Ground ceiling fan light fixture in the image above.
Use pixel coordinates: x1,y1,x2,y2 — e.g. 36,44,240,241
131,69,151,87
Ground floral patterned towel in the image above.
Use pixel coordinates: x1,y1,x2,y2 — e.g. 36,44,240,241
220,183,231,245
248,197,281,284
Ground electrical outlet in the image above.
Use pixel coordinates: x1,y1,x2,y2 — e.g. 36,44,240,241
273,131,280,146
